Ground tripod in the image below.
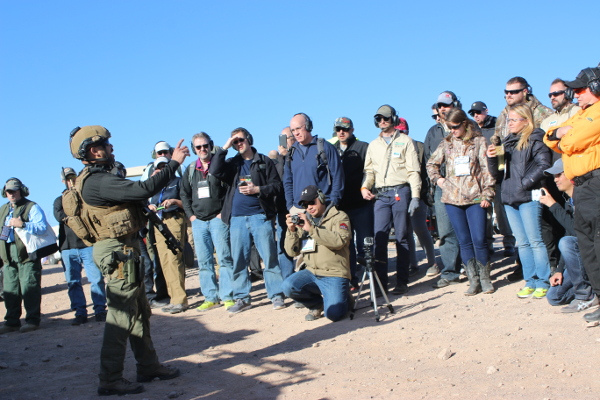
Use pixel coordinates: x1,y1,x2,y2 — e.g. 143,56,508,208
350,240,395,322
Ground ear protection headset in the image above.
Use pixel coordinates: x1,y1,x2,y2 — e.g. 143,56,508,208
233,127,254,146
439,91,463,110
565,68,600,99
2,178,29,198
151,141,174,159
293,113,313,132
373,105,400,127
190,132,214,155
316,188,326,205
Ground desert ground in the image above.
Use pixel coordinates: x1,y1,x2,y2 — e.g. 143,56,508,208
1,239,599,400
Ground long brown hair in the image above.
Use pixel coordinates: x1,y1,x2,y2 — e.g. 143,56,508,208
508,103,534,151
445,108,478,143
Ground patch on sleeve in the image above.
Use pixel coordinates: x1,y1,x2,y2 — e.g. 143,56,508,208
339,223,348,230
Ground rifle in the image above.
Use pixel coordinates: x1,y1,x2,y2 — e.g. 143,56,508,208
142,206,182,255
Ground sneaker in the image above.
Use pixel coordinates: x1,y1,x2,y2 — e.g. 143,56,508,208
426,264,440,277
532,288,548,299
98,378,144,396
408,266,419,277
517,287,535,298
561,296,599,313
0,325,20,334
71,315,88,326
150,299,169,309
95,312,107,322
166,304,187,314
583,307,600,322
433,278,460,289
272,297,285,310
293,301,305,309
223,300,236,310
196,301,221,312
136,364,180,383
227,299,252,314
19,323,39,333
305,307,323,321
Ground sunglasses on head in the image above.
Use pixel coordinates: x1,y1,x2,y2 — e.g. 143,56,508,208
232,137,246,146
336,127,350,132
156,150,169,155
504,88,525,95
548,90,565,98
375,115,391,123
195,144,210,150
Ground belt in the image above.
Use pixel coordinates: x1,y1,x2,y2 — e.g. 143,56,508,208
573,168,600,186
375,183,409,193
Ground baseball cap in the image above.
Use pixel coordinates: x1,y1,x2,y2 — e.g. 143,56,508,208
5,178,22,191
565,67,600,89
469,101,487,113
544,159,564,175
154,156,170,168
154,141,171,152
334,117,353,130
395,117,409,133
62,167,77,179
299,185,320,206
437,92,454,105
374,105,394,118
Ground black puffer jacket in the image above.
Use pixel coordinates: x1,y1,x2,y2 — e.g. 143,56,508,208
488,128,551,206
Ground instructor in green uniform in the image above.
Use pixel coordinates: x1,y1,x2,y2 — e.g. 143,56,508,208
68,125,189,396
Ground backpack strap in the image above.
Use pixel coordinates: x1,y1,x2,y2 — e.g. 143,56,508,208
316,138,331,185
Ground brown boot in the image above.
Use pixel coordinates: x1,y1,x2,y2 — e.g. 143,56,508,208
97,378,144,396
478,260,495,294
464,259,481,296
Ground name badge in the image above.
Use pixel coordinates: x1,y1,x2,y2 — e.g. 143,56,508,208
197,180,210,199
301,238,316,253
454,156,470,176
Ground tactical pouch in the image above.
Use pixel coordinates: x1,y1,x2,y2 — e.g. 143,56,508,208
104,207,144,238
111,247,141,284
62,189,95,246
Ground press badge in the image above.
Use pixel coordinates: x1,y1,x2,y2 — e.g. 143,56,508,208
392,142,404,158
0,225,10,241
301,238,316,253
454,156,470,176
197,180,210,199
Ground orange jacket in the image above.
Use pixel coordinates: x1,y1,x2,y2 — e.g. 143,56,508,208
544,102,600,179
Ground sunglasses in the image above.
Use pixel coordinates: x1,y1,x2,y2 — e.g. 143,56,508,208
574,87,587,95
431,114,439,120
448,123,463,130
232,137,246,146
468,110,482,116
375,115,391,123
195,144,210,150
504,88,526,95
336,127,350,132
301,200,316,208
156,150,169,155
437,103,451,108
548,90,565,98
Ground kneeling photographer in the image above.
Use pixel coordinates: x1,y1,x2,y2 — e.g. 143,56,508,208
282,185,352,322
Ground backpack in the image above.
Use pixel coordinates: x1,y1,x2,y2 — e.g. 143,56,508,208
287,137,331,185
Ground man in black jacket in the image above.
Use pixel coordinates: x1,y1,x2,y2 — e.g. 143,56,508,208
332,117,372,288
212,128,285,314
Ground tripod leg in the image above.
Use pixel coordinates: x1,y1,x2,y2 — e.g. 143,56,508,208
373,272,395,315
367,269,381,321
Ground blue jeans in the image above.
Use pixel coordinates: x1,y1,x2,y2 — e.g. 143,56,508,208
434,186,461,280
445,203,488,265
192,217,234,303
230,214,284,302
408,199,436,267
373,185,411,288
282,269,349,322
547,236,593,305
61,247,106,316
345,203,374,286
276,213,295,280
504,201,550,289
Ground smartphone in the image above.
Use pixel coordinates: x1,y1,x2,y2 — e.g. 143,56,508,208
279,134,288,148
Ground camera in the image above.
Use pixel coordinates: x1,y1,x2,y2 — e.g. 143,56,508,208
291,214,304,226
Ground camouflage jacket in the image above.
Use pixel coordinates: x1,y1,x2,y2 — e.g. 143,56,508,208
495,94,553,138
426,132,495,206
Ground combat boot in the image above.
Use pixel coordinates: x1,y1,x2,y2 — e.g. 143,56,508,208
478,260,495,294
137,364,180,383
464,258,481,296
97,378,144,396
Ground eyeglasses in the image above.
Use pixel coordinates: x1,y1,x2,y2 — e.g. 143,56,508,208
232,137,246,146
195,144,210,150
301,200,315,208
336,127,350,132
574,87,587,95
468,111,482,116
431,114,439,120
504,88,526,95
448,123,463,130
548,90,565,98
507,118,526,123
156,150,169,155
375,115,391,123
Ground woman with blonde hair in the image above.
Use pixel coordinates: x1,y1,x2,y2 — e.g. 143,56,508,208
427,109,495,295
487,103,552,299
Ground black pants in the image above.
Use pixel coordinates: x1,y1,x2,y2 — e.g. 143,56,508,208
574,175,600,296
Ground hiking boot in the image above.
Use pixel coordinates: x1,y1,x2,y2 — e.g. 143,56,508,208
71,315,88,326
227,299,252,314
98,378,144,396
477,260,495,294
426,264,440,277
561,296,599,313
0,324,20,334
391,282,408,295
223,300,235,310
433,278,460,289
517,287,535,298
272,297,285,310
137,364,180,383
305,307,323,321
464,259,481,296
507,265,523,282
532,288,548,299
583,307,600,322
149,299,169,309
165,304,187,314
19,323,39,333
95,312,107,322
196,301,221,312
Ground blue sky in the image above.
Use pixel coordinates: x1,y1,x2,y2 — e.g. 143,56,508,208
1,1,599,225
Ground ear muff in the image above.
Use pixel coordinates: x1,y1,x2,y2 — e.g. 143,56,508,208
2,178,29,198
584,68,600,96
293,113,313,132
317,189,326,204
151,141,174,159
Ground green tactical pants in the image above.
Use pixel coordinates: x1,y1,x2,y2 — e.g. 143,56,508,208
93,236,160,383
2,243,42,327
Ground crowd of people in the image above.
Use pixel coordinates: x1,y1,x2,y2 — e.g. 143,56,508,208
0,63,599,396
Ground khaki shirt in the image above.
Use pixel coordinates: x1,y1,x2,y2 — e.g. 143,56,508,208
362,131,421,198
540,103,581,134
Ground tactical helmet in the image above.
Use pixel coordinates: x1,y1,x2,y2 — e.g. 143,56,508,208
69,125,111,160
